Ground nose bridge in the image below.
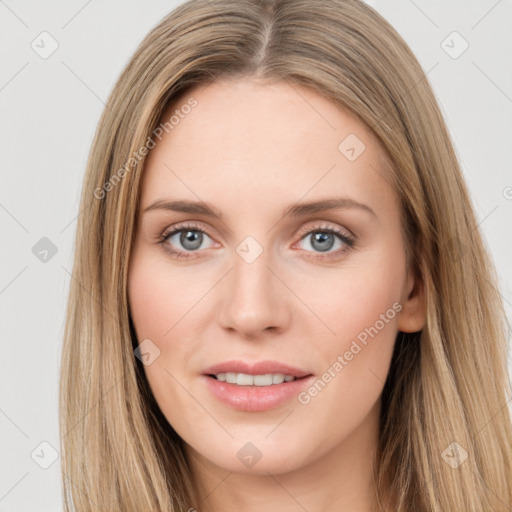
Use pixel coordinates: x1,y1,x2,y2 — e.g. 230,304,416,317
233,239,273,298
218,234,289,336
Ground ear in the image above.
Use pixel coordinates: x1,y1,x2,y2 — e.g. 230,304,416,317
397,267,426,333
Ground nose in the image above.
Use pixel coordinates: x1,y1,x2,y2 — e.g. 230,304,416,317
217,244,291,339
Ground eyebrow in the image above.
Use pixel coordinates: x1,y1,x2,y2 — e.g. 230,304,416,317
284,198,376,218
143,197,376,219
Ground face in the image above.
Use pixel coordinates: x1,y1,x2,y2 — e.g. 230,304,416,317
127,77,425,477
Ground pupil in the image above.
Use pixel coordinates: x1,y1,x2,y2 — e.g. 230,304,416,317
312,232,334,252
181,230,202,250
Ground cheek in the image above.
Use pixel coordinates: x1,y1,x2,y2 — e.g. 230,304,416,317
128,252,203,341
295,248,404,347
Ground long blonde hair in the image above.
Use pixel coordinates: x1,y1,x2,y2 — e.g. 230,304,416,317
59,0,512,510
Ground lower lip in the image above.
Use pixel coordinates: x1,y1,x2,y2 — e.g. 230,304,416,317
202,375,314,412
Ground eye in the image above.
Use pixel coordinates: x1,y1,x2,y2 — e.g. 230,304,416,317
294,223,356,260
158,221,216,259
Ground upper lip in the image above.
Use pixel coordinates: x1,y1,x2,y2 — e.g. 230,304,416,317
202,360,312,378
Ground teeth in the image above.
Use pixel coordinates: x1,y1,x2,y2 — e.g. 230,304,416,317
214,372,297,386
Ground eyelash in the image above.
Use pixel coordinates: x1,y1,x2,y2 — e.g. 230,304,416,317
157,221,356,261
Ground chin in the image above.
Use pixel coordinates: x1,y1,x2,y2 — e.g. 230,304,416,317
186,436,310,475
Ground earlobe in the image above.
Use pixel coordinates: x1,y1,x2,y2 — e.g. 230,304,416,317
397,270,426,333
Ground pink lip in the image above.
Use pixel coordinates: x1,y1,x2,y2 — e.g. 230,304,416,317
202,359,311,378
203,375,315,412
201,359,314,412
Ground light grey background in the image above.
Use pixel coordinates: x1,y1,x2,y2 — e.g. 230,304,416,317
1,1,511,510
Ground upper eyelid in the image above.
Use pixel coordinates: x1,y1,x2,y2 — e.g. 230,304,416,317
296,222,353,238
161,220,209,237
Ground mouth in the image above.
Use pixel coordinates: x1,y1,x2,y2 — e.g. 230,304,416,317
201,360,314,412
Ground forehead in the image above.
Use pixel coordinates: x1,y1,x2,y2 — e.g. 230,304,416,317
139,77,396,218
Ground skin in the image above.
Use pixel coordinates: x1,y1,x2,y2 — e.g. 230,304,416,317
127,77,426,512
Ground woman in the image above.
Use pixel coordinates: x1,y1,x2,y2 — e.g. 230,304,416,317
59,0,512,510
